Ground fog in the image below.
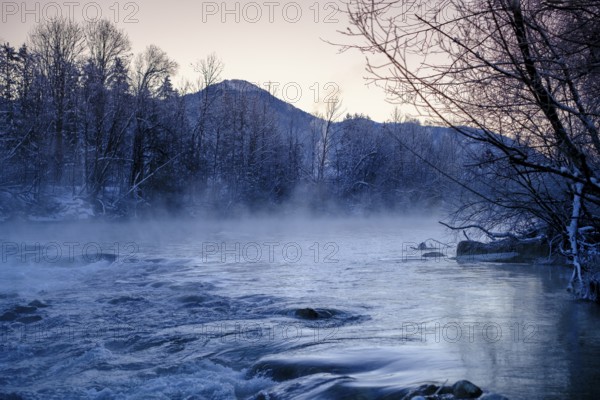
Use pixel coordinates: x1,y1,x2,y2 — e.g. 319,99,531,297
1,212,449,267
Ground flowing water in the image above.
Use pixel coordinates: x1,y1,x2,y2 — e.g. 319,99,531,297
1,216,599,399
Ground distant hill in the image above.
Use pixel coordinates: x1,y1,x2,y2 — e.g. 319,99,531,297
184,79,317,139
183,79,465,151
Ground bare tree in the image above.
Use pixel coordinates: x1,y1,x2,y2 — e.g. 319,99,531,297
85,19,131,86
29,18,85,183
341,0,600,298
193,52,224,92
132,45,177,98
129,45,177,202
313,97,344,184
83,20,132,199
190,53,224,193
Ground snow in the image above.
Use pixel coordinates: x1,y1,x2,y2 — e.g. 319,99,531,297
567,182,584,290
25,192,95,222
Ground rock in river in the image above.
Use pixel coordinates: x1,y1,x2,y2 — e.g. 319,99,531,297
456,237,549,263
452,379,483,398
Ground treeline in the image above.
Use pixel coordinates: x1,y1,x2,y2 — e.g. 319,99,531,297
0,18,464,218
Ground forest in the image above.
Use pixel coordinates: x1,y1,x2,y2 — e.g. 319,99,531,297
0,19,466,218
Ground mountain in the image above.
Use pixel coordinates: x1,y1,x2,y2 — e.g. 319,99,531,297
178,80,486,210
184,79,317,137
183,79,464,157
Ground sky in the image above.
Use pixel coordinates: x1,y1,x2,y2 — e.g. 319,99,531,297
0,0,413,122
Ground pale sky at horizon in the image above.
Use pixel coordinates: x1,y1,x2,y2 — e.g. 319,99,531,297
0,0,416,122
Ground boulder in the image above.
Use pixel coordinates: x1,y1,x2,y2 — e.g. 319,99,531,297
480,394,510,400
452,380,483,398
415,384,439,396
457,237,549,263
294,308,333,320
295,308,319,319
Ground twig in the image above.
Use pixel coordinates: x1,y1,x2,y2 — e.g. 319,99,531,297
111,152,182,208
439,221,520,240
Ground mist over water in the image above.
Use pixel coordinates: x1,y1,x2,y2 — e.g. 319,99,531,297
1,215,599,399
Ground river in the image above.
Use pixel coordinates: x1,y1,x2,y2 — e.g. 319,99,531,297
1,216,599,399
